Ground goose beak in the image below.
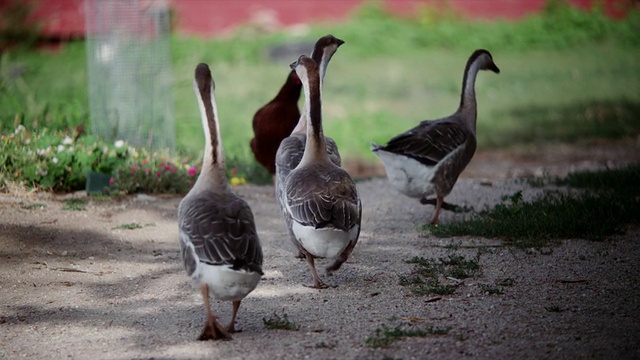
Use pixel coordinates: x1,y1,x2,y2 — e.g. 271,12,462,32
290,54,305,70
337,38,345,47
490,63,500,74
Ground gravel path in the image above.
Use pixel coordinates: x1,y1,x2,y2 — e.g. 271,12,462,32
1,169,639,359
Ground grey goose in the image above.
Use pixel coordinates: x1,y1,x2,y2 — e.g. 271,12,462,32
178,63,263,340
372,49,500,225
283,55,362,289
275,34,344,258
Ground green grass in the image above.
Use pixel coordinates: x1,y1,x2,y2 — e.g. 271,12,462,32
400,253,482,296
365,324,450,349
19,201,46,210
62,199,87,211
111,222,155,230
429,165,640,245
479,283,505,295
1,2,639,180
262,310,299,331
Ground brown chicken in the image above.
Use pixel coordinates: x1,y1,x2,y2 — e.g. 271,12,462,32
250,70,301,175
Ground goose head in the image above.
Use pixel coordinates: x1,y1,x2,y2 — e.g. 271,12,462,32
471,49,500,74
290,55,319,83
194,63,215,94
312,35,345,63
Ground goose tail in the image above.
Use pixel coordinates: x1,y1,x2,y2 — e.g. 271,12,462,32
370,142,384,152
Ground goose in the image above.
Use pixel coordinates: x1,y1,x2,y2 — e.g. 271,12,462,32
275,35,344,257
283,55,361,289
252,35,344,178
178,63,263,340
250,69,301,176
371,49,500,225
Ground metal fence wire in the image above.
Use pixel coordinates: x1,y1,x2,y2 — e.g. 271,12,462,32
85,0,175,150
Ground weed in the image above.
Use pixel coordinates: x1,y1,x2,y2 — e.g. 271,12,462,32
365,324,450,349
19,201,46,210
479,283,504,295
440,254,482,279
262,310,299,331
496,278,516,287
525,177,548,188
430,165,640,245
401,253,482,295
111,223,155,230
63,199,86,211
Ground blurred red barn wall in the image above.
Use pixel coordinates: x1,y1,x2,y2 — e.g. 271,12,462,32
3,0,631,40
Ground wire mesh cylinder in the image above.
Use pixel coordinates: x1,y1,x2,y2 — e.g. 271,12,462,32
85,0,175,150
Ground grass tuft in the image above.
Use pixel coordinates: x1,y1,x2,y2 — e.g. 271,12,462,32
365,324,450,349
63,199,87,211
428,166,640,245
111,222,154,230
262,310,299,331
401,252,482,295
479,283,504,295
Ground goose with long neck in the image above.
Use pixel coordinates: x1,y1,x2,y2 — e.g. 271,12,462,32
371,49,500,225
178,63,263,340
275,35,344,258
283,55,361,289
275,35,344,189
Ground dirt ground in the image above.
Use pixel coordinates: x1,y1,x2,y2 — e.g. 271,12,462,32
1,142,639,360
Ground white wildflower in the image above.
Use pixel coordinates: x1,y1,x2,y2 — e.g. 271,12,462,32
24,138,30,145
37,147,50,156
114,140,124,148
62,136,73,145
52,157,59,164
14,125,26,134
103,146,109,154
57,145,65,153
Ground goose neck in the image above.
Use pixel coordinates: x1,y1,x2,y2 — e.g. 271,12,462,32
300,71,328,165
194,80,228,189
459,59,480,130
293,46,334,136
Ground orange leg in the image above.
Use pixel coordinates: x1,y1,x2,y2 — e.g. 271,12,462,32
303,254,329,289
198,284,232,341
227,300,241,333
430,196,443,225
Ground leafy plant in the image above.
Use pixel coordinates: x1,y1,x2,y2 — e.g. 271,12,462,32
479,283,504,295
111,222,153,230
365,324,450,349
0,126,130,192
63,199,86,211
0,125,207,194
262,310,299,331
108,156,199,195
400,253,482,295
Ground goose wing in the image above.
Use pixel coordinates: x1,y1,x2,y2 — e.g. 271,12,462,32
275,134,342,212
378,119,469,167
179,191,263,273
284,167,360,232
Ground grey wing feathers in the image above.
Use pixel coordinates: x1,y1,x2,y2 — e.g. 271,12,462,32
179,192,263,271
285,169,360,232
379,119,469,167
